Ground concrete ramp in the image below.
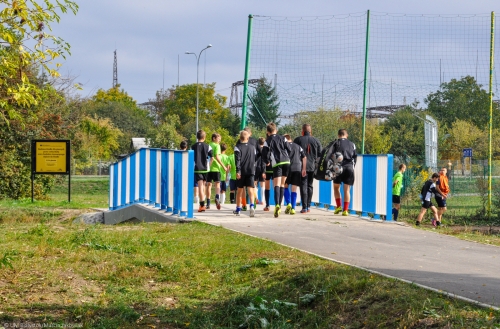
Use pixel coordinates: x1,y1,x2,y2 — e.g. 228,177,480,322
103,204,191,225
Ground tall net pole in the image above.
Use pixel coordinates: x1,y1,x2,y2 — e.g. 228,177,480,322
241,15,254,130
488,11,495,218
361,10,371,154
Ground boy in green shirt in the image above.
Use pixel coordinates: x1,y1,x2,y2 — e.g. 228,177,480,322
206,133,228,210
392,164,406,221
218,143,231,206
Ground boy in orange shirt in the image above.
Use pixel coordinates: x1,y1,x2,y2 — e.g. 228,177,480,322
435,167,450,225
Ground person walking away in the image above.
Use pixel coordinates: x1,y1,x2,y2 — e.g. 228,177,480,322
233,130,257,217
294,124,322,213
262,122,291,218
228,153,237,204
180,140,199,204
218,143,231,206
206,133,228,210
254,137,266,206
392,164,406,221
191,130,213,212
283,134,307,215
332,129,357,216
261,137,274,211
435,167,450,226
416,173,441,226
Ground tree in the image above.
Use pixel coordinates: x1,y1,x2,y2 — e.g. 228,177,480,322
147,114,185,149
75,115,122,161
425,76,499,129
0,0,78,125
248,77,280,129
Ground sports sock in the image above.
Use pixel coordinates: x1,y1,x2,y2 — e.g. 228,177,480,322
242,196,247,207
207,199,211,206
291,192,297,209
220,193,225,205
236,207,241,212
336,198,341,208
394,209,399,221
279,187,285,206
216,194,220,200
230,192,235,203
274,186,280,206
284,188,290,205
265,189,270,207
200,200,205,207
250,203,254,209
259,186,263,204
343,202,349,211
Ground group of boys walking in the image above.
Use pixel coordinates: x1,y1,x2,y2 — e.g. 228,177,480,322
190,123,358,218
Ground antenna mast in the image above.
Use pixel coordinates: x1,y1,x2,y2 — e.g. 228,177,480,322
113,50,118,88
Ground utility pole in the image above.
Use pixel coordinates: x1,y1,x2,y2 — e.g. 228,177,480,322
113,50,118,88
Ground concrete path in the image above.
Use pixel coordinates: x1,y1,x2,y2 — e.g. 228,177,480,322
195,204,500,308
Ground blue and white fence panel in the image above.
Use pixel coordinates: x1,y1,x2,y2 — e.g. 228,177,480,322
109,148,194,218
256,154,393,221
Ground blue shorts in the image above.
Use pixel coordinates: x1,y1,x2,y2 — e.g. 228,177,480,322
435,195,447,208
229,179,237,191
221,181,227,192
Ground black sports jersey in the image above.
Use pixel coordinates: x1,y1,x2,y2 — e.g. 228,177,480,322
421,179,439,201
191,142,213,173
288,142,306,172
333,138,357,166
234,142,256,176
262,134,291,167
293,132,322,172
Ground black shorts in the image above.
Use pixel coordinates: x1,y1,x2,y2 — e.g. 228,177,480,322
255,170,265,182
237,174,255,188
286,171,302,186
229,179,237,191
435,195,447,208
333,164,355,186
207,172,221,183
194,173,207,183
265,172,273,181
392,195,401,204
221,181,227,192
273,164,290,178
421,200,434,209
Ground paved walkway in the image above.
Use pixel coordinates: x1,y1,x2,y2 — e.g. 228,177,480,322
195,204,500,308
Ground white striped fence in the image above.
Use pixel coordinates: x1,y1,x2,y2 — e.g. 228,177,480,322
109,148,194,218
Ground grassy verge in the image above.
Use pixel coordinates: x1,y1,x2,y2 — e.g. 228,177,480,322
1,221,499,329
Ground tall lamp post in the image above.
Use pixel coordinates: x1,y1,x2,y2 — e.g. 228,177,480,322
185,44,212,132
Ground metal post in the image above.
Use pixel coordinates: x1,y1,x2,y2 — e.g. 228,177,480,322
241,14,254,130
196,54,200,132
488,11,495,218
361,10,371,154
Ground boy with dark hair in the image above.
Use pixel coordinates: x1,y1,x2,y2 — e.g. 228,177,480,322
254,137,266,205
219,143,231,206
332,129,357,216
260,137,273,211
206,133,228,210
191,130,212,212
233,130,257,217
179,140,188,150
283,134,307,215
228,152,237,203
262,122,291,218
416,173,441,227
392,163,406,221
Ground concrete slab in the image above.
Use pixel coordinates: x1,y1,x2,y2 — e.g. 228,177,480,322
195,204,500,309
103,204,191,225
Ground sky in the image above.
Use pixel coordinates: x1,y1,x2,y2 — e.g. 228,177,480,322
51,0,500,105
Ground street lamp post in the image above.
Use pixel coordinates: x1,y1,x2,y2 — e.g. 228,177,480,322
185,44,212,133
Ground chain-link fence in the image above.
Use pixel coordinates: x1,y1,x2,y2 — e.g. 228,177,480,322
71,159,112,176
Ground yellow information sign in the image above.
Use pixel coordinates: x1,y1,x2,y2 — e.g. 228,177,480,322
35,141,67,173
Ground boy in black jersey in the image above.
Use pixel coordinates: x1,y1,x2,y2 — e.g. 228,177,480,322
332,129,357,216
260,137,273,211
262,122,291,218
283,134,307,215
191,130,213,212
233,130,257,217
416,173,441,226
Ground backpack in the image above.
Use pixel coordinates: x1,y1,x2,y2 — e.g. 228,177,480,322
314,139,339,181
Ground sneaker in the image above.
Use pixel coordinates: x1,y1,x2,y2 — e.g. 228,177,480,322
290,209,296,215
415,220,421,226
215,198,221,210
285,204,292,214
300,209,307,214
198,205,206,212
250,208,255,217
436,221,441,227
274,205,281,218
432,219,437,227
306,208,311,213
242,206,247,211
334,207,342,214
233,210,241,216
342,210,349,216
263,207,270,211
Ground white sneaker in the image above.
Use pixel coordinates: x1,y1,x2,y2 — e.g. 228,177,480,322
249,207,255,217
